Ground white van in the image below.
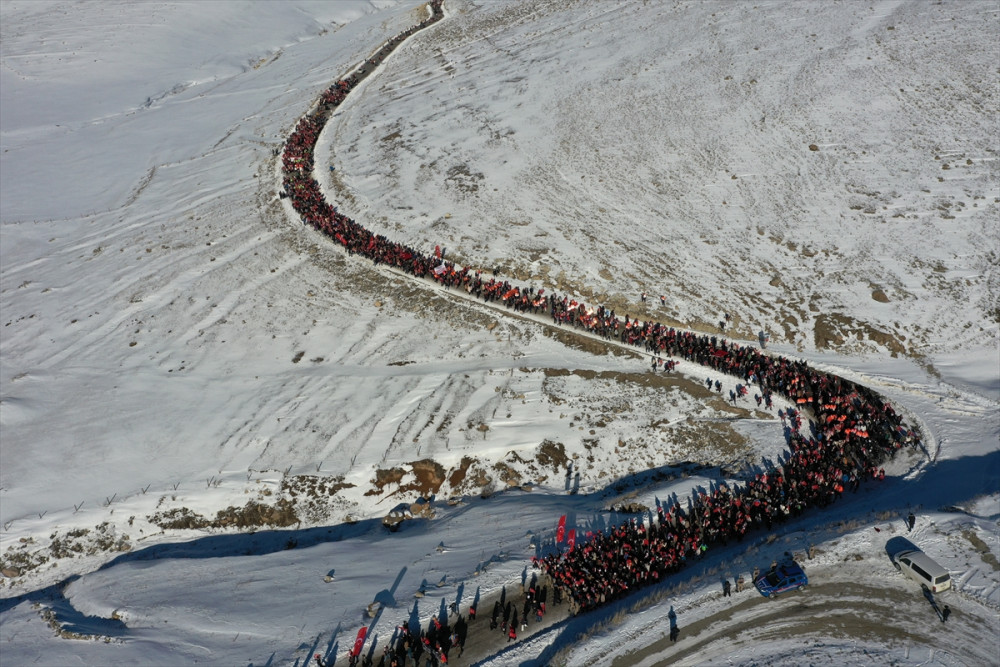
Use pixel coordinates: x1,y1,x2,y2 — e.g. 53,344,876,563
892,549,952,593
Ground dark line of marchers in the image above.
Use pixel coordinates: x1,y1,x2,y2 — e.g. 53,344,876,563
278,2,923,665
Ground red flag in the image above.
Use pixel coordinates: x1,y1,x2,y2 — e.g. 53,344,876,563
435,245,441,258
350,627,367,658
556,515,566,543
567,529,576,551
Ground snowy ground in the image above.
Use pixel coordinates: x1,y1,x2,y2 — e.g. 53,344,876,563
1,1,998,665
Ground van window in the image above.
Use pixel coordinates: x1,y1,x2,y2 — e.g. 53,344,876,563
935,573,951,585
911,564,931,581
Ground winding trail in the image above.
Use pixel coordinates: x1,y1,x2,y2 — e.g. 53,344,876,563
276,2,928,664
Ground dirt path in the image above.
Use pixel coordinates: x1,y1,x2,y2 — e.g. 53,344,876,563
338,573,575,667
607,577,998,666
448,578,571,667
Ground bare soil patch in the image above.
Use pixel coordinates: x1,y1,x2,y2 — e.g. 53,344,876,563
814,312,906,356
541,366,709,398
962,529,1000,572
369,459,447,498
537,440,570,471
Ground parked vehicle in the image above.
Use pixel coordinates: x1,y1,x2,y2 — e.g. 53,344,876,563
891,549,951,593
754,561,808,598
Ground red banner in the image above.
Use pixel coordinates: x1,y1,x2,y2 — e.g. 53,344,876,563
350,627,367,658
435,245,441,258
567,529,576,551
556,515,566,543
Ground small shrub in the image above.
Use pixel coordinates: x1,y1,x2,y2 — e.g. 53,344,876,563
149,507,210,530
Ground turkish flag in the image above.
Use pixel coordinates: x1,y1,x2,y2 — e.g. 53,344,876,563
350,627,367,657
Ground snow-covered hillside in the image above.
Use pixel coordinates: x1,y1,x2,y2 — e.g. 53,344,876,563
334,0,999,381
1,1,997,665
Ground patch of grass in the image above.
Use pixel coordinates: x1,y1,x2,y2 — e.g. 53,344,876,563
282,474,354,499
1,543,49,577
3,523,132,577
368,467,406,495
814,312,906,357
962,529,1000,572
368,459,447,498
836,518,866,533
149,507,210,530
215,499,298,529
537,440,569,470
48,523,131,559
150,499,298,530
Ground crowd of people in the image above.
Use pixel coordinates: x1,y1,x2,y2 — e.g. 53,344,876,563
317,577,556,666
535,395,914,612
314,611,465,667
383,614,465,667
281,0,922,644
486,576,551,644
531,333,921,613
